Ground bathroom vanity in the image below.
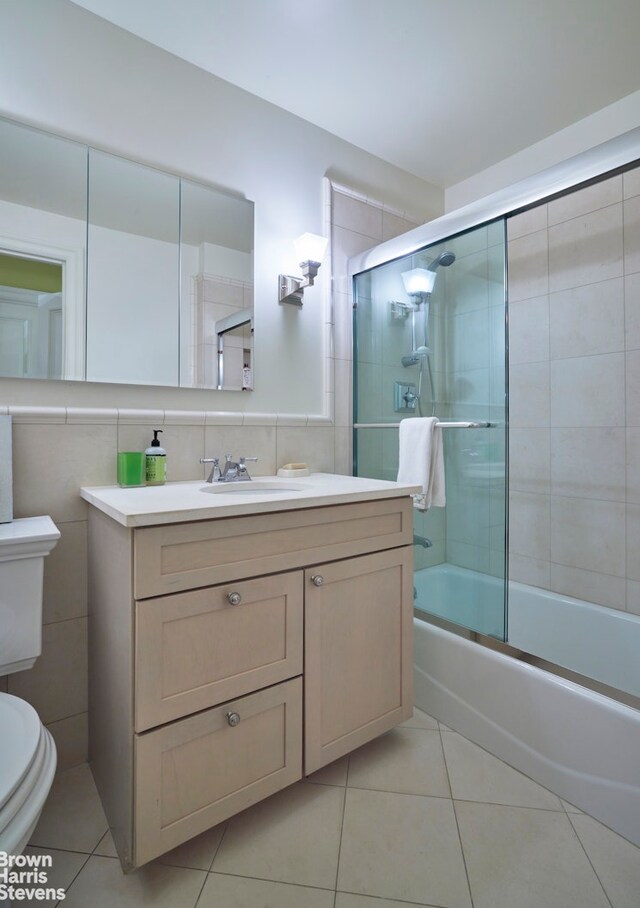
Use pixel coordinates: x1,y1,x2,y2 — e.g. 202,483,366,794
81,474,417,871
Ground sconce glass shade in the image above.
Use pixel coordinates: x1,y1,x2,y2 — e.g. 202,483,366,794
401,267,436,296
294,232,328,264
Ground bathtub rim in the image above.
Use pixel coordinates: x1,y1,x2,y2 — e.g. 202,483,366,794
414,606,640,714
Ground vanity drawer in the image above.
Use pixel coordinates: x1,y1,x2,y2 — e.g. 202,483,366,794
133,497,413,598
134,677,302,866
135,571,303,731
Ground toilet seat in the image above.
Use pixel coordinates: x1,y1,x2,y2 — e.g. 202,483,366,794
0,693,57,856
0,693,42,807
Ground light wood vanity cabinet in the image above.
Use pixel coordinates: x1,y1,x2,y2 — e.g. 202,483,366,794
88,496,413,871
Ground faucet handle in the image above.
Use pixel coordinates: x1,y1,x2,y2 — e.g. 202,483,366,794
200,457,221,483
239,457,258,465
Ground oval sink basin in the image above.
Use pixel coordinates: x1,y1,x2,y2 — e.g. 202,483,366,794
201,480,307,495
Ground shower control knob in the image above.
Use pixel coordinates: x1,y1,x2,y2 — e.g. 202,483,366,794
311,575,324,587
226,711,241,727
227,591,242,605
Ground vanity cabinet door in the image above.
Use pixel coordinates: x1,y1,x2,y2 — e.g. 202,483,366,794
304,547,413,774
135,571,303,730
134,677,302,866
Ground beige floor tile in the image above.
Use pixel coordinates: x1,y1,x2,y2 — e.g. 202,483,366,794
442,732,562,810
400,707,439,730
29,764,107,853
62,855,206,908
156,823,226,871
336,894,436,908
347,728,450,797
456,801,610,908
20,846,89,906
570,814,640,908
199,873,335,908
307,756,349,786
337,788,471,907
212,782,344,889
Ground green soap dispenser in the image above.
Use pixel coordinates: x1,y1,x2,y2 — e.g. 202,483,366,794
145,429,167,485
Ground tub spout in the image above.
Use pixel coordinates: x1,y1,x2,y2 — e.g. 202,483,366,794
413,534,433,548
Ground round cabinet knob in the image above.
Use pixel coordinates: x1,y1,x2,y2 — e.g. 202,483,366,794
226,711,241,727
227,591,242,606
311,575,324,587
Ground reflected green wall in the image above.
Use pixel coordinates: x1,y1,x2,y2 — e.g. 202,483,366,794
0,253,62,292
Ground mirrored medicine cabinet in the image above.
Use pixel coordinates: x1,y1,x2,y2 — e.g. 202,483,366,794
0,116,254,391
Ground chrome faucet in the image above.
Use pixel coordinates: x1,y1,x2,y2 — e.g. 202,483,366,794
200,454,258,483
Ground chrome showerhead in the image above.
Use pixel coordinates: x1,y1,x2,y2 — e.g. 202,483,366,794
426,250,456,271
401,346,431,368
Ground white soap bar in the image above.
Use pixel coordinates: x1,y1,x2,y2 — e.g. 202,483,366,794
0,415,13,523
277,462,310,477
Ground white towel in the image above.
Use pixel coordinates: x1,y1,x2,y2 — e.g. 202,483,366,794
397,417,445,510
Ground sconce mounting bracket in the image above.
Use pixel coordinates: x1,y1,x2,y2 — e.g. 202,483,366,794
279,275,305,306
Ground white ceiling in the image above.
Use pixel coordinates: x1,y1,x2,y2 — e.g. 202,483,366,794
71,0,640,188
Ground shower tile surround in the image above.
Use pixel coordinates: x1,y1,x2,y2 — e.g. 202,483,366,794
0,183,423,770
508,168,640,615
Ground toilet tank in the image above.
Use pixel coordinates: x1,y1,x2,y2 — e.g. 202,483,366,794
0,516,60,675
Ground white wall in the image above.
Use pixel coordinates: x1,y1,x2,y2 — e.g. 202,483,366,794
200,243,252,283
0,0,442,416
446,89,640,211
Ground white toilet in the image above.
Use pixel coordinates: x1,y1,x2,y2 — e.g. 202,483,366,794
0,516,60,856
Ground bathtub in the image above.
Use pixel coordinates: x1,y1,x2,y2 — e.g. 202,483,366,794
413,571,640,845
414,563,640,698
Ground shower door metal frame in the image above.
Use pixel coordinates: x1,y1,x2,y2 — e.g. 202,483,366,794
348,126,640,281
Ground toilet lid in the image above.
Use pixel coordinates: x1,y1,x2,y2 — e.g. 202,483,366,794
0,693,42,809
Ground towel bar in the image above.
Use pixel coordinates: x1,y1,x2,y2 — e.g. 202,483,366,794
353,421,493,429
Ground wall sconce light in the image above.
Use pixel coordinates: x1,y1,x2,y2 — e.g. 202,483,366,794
279,232,328,306
401,267,436,299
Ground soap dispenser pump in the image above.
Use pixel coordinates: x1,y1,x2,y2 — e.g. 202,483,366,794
145,429,167,486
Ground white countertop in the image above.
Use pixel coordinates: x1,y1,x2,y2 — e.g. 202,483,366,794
80,473,421,528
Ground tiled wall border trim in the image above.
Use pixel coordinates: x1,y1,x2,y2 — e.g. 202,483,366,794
329,179,419,221
0,405,332,427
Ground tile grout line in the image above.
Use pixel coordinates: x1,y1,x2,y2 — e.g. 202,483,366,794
191,822,229,908
622,203,628,611
52,847,94,908
192,822,230,906
198,866,337,894
335,888,444,907
332,755,351,904
206,822,228,873
438,724,475,908
565,812,615,908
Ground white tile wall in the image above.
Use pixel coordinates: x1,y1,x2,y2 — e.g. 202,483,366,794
549,279,624,359
507,161,640,614
330,181,422,483
548,204,623,293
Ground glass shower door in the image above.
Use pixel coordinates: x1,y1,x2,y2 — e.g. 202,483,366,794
353,221,507,639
